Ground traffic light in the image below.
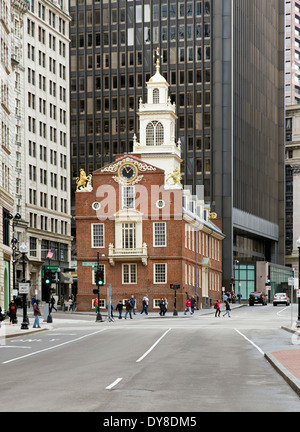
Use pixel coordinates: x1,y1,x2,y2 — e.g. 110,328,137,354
95,269,104,286
266,278,271,286
170,283,180,290
44,269,51,285
50,271,57,283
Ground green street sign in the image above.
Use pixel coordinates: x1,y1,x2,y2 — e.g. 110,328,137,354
44,265,60,271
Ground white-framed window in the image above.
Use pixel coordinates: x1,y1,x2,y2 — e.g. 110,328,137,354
122,263,137,284
122,223,136,249
92,298,105,309
153,298,161,309
153,222,166,247
122,185,135,209
146,121,164,146
154,263,167,284
92,223,104,248
153,88,159,103
92,264,105,285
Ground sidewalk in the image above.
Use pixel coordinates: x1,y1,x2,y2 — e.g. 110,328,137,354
264,325,300,397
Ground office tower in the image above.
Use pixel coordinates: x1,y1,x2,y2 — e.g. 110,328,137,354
70,0,285,292
285,0,300,105
23,0,73,301
285,106,300,276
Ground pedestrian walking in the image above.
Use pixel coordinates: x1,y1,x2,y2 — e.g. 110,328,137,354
116,300,123,319
140,295,149,315
106,302,114,318
8,300,17,325
184,297,191,315
190,296,196,314
124,299,133,319
50,295,57,313
69,294,76,311
159,298,165,316
33,300,41,328
223,300,231,318
0,306,5,328
31,296,36,308
164,298,168,315
237,292,242,304
215,300,221,317
93,297,99,314
130,295,136,314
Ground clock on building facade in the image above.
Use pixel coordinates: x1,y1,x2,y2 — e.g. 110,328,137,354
118,162,138,183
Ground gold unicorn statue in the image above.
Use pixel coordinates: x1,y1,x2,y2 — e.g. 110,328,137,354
166,167,182,186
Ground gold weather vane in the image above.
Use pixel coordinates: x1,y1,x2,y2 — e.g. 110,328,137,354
153,47,162,73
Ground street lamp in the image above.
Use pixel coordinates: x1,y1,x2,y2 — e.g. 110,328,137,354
19,242,29,330
7,213,21,323
296,237,300,328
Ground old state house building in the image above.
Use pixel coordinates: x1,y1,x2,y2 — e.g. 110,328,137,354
75,57,224,313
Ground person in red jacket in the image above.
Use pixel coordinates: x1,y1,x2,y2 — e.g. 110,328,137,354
93,298,99,314
184,297,192,315
215,300,221,317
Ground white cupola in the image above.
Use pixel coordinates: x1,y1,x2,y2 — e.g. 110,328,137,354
133,48,182,188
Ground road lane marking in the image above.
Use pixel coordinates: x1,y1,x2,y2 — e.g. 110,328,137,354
234,329,264,355
0,346,31,349
2,328,107,364
136,328,171,363
106,378,122,390
276,306,290,316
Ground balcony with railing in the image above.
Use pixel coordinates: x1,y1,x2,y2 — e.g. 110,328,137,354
108,243,148,266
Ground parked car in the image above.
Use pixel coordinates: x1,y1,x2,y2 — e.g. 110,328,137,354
249,291,267,306
273,293,290,306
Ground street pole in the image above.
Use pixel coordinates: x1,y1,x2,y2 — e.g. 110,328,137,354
297,237,300,328
96,252,103,322
173,288,178,316
20,242,29,330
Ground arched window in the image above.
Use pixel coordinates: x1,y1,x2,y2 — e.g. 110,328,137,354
146,123,154,145
146,121,164,146
153,88,159,104
155,122,164,145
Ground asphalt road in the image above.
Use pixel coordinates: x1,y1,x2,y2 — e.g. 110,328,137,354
1,304,300,412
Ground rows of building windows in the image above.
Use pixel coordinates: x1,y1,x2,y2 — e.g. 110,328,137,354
185,224,221,262
89,262,220,292
29,237,69,261
91,263,167,285
28,212,69,235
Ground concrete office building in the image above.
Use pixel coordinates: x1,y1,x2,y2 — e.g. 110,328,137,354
69,0,285,292
0,0,28,310
23,0,73,302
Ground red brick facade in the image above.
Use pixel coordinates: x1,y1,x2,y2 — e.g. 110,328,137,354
75,154,224,313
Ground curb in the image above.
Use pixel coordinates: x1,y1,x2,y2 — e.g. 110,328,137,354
264,352,300,397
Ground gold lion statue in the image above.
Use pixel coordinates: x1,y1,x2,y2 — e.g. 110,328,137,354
76,169,92,190
166,168,182,186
